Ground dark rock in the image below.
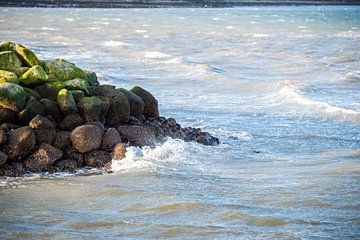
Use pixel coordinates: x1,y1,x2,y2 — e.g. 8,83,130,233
84,121,105,132
101,128,121,150
130,86,159,119
53,131,70,149
35,82,65,101
29,115,56,144
57,88,78,116
24,143,63,172
0,151,8,166
58,114,84,130
39,98,62,120
97,96,110,124
83,70,99,86
53,159,77,172
0,129,7,145
64,146,83,167
70,125,102,153
77,96,103,122
23,87,41,100
117,125,156,147
5,126,36,160
112,143,126,160
84,150,111,167
17,96,44,124
0,162,23,177
90,85,121,98
70,90,85,102
105,95,130,126
0,107,17,124
0,123,20,131
118,88,144,118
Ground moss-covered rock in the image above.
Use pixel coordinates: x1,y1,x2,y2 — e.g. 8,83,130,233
0,70,18,84
90,85,121,98
106,94,130,126
17,96,45,124
70,90,85,102
83,70,99,86
42,59,86,81
19,65,49,86
0,41,16,52
0,51,22,71
64,78,90,95
57,88,78,116
23,87,41,100
14,44,40,67
78,96,107,122
118,88,144,118
0,83,27,112
13,67,30,77
35,82,65,101
130,86,159,119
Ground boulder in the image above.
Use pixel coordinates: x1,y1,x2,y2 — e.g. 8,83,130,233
0,70,18,84
14,44,40,67
84,121,105,132
101,128,121,150
70,125,102,153
0,162,23,177
0,129,7,145
35,82,65,101
112,143,126,160
53,131,70,149
77,96,103,122
118,88,144,118
13,67,29,77
58,113,84,130
83,70,99,86
64,78,90,95
84,150,111,167
97,96,110,124
117,125,156,147
105,95,130,126
18,96,44,124
70,90,85,102
23,87,41,100
39,98,62,120
0,41,16,51
0,107,16,124
0,51,22,71
29,115,56,144
130,86,159,119
0,82,27,112
64,146,84,167
24,143,63,172
90,85,121,98
5,126,36,160
57,88,78,116
53,159,77,172
0,151,8,166
42,59,86,81
0,123,19,132
19,65,49,86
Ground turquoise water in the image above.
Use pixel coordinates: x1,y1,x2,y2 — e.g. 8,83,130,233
0,6,360,239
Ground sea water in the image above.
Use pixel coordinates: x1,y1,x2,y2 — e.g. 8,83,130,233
0,6,359,239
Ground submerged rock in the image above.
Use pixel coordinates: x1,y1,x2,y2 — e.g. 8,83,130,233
54,159,77,172
70,124,102,153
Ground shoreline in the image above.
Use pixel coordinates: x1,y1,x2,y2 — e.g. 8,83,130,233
1,1,359,8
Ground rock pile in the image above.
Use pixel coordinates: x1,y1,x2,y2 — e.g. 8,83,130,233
0,41,219,176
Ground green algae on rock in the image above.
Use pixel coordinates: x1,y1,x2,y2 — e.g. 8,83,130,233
0,41,16,52
42,59,87,82
0,70,19,84
64,78,90,95
35,81,65,101
15,44,41,67
0,82,27,112
18,96,45,124
19,65,49,86
57,88,78,116
0,51,23,71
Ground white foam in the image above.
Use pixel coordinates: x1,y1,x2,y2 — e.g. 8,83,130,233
277,86,360,124
103,41,130,47
226,26,234,29
213,17,220,21
135,29,147,33
253,33,269,38
144,51,171,59
41,27,58,31
66,18,75,22
110,138,186,173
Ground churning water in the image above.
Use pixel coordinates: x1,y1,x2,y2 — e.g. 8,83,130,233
0,6,360,239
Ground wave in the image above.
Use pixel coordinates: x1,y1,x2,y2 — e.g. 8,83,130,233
341,72,360,83
276,85,360,124
144,51,171,59
103,40,130,47
110,138,186,173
